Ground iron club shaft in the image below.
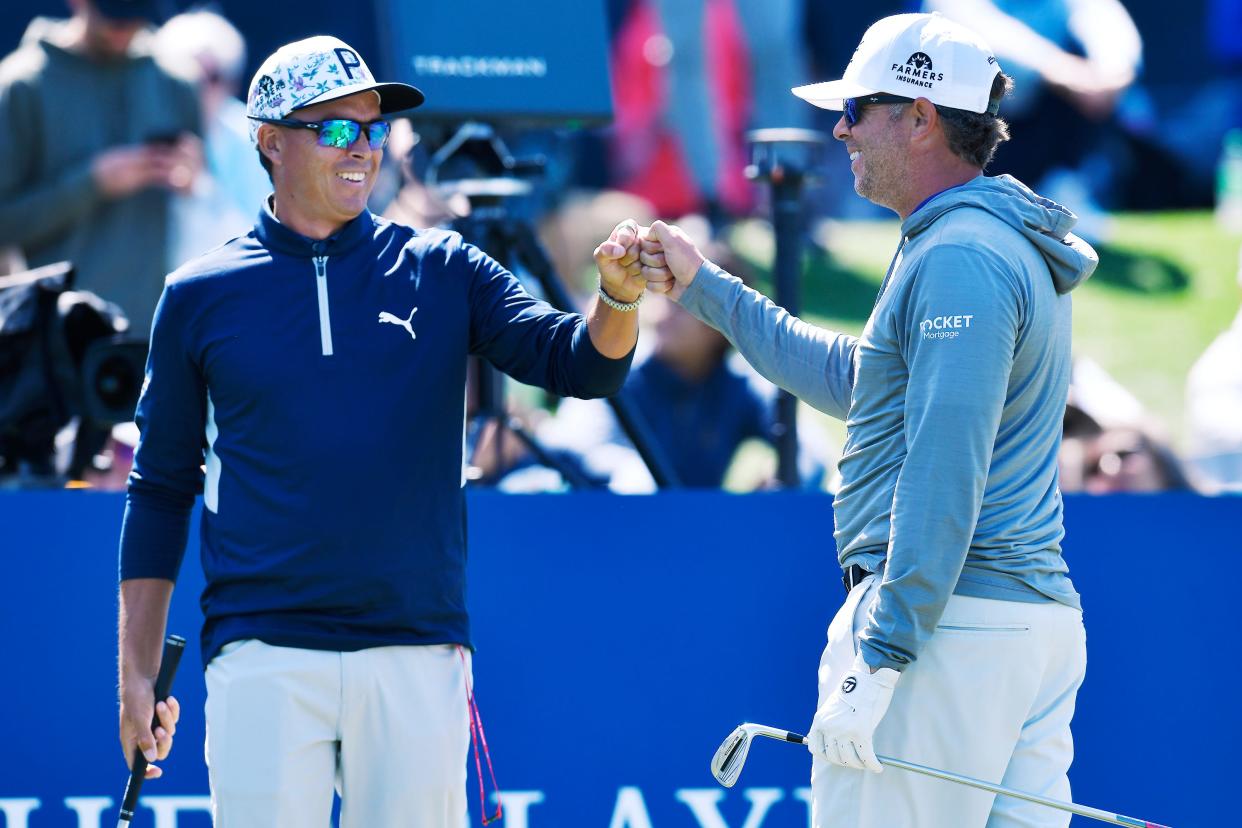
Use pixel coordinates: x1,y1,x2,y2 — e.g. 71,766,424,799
747,726,1170,828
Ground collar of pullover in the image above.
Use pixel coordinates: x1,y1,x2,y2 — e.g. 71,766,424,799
255,198,377,258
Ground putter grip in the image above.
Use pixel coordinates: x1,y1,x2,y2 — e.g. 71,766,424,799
118,635,186,822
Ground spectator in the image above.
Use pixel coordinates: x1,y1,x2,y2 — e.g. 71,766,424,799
540,227,829,492
0,0,200,337
380,119,470,230
538,189,658,302
1066,355,1146,430
924,0,1141,122
1080,423,1191,493
1185,245,1242,493
1155,0,1242,205
656,0,810,220
1058,399,1104,493
542,295,827,492
155,10,269,264
925,0,1142,233
610,0,811,223
1057,357,1192,494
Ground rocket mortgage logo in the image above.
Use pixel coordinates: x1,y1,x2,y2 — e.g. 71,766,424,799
920,314,974,340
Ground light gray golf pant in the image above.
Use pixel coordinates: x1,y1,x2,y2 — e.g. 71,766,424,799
205,640,470,827
811,575,1087,828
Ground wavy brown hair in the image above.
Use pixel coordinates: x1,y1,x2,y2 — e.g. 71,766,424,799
935,71,1014,170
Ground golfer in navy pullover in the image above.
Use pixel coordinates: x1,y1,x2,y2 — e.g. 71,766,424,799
116,37,647,826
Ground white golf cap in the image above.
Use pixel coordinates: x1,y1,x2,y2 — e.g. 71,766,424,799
792,13,1001,114
246,36,424,142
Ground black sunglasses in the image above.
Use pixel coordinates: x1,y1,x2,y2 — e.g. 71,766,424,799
843,94,915,126
249,116,391,150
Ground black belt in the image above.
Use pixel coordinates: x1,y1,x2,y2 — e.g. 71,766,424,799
842,564,872,594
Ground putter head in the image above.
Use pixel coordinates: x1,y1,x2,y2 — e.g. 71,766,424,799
710,724,753,788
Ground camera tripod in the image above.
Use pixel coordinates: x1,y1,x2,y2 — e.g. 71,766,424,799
431,124,680,489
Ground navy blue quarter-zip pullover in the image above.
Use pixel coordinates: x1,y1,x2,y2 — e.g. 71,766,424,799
119,204,633,667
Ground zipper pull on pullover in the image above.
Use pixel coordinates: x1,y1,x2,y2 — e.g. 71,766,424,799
312,253,333,356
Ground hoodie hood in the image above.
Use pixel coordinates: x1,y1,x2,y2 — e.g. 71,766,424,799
902,174,1098,295
21,16,155,63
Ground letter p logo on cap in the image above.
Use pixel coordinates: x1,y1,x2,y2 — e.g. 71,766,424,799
335,48,364,80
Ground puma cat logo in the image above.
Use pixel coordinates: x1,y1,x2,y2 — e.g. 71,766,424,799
378,306,418,340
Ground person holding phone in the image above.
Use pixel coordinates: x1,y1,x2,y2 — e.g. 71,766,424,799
0,0,200,336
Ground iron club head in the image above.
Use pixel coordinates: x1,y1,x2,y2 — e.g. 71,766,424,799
711,725,751,788
711,723,806,788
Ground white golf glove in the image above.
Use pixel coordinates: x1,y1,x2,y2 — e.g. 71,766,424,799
807,653,901,773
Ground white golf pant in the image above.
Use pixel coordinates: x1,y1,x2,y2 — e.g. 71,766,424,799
205,640,470,827
811,575,1087,828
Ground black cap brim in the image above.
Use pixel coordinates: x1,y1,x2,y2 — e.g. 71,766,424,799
374,82,426,114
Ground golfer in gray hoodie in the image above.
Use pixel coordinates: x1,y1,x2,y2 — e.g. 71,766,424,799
641,13,1097,828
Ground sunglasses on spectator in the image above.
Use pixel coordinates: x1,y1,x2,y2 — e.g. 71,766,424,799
249,116,391,150
843,94,914,126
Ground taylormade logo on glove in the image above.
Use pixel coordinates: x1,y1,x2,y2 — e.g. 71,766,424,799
807,653,900,773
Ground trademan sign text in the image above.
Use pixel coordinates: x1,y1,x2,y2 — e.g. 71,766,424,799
412,55,547,78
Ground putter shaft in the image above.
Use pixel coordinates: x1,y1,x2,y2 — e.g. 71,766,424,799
748,727,1170,828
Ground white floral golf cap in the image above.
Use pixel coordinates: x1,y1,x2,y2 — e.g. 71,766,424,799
792,13,1001,114
246,36,424,142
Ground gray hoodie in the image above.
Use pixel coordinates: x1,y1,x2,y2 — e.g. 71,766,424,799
0,18,199,335
680,174,1098,671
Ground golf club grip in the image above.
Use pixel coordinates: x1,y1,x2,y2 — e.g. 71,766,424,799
118,635,186,824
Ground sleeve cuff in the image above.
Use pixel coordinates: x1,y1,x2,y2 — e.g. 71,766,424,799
118,487,194,582
860,638,911,674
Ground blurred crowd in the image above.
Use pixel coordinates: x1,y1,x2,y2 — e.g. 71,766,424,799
1,0,1240,494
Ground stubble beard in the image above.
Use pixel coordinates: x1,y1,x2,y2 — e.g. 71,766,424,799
854,125,909,214
856,148,906,213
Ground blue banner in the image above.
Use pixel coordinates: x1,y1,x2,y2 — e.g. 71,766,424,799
0,492,1232,827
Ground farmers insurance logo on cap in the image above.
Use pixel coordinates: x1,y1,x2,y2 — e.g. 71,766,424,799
792,12,1001,115
894,51,945,90
247,36,424,142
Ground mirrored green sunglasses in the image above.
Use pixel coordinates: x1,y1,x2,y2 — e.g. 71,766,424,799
250,116,391,150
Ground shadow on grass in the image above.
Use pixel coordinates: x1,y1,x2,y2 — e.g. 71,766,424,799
1087,244,1190,294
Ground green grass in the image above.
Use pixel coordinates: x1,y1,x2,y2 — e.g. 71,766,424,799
726,212,1242,452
